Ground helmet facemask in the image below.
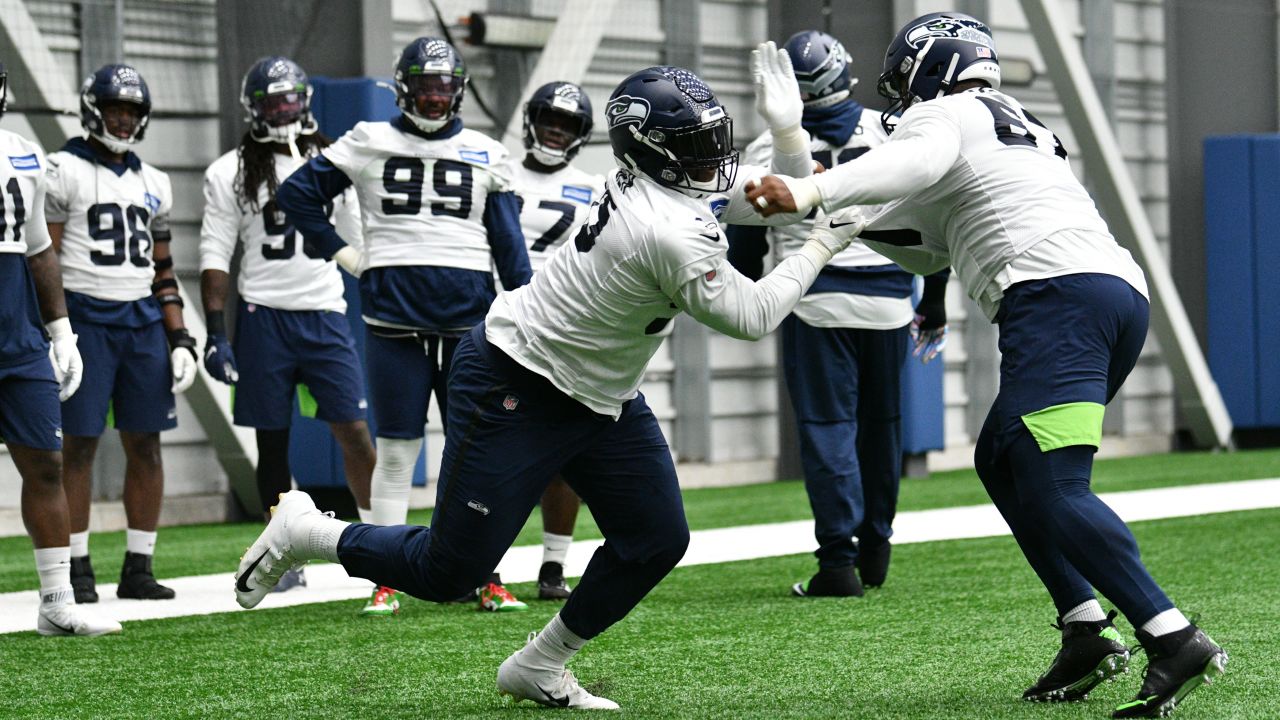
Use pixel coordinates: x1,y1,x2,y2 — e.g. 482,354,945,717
246,82,314,146
628,112,738,198
525,104,590,167
398,72,465,133
90,97,148,154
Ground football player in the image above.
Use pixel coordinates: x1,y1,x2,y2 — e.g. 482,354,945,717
200,56,375,594
745,14,1227,717
236,48,867,709
276,37,532,615
507,80,605,600
47,64,196,604
727,29,949,597
0,60,120,637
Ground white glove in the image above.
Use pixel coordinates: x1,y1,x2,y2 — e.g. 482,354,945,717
333,246,363,278
46,317,83,402
752,41,807,155
800,207,867,266
171,346,198,394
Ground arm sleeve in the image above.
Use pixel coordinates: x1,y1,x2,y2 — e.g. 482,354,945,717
198,167,240,273
673,251,822,342
151,172,173,238
810,104,962,211
24,174,52,256
276,154,354,260
724,224,769,281
483,190,532,289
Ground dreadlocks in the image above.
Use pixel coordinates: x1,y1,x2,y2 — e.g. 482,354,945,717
234,132,330,213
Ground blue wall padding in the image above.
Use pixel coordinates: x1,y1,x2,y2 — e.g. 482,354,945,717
289,77,428,490
901,276,946,454
1204,134,1280,429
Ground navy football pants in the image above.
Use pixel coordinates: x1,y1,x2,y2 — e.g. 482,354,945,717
975,273,1173,627
782,316,908,569
337,324,689,639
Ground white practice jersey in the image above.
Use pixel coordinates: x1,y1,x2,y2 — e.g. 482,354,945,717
507,161,604,274
200,149,362,312
0,130,53,257
811,87,1146,320
743,114,912,329
45,146,173,302
487,164,810,418
322,121,511,273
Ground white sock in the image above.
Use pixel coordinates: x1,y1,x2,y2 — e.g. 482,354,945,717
290,511,349,564
69,530,90,558
357,506,373,524
542,532,572,566
126,528,157,556
34,547,73,607
520,613,587,671
1141,608,1190,637
370,437,420,526
1063,599,1107,624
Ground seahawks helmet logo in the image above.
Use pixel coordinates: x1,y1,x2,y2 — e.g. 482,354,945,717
906,18,993,50
606,95,650,128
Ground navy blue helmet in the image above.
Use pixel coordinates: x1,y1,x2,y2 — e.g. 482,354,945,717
241,56,315,144
394,37,468,133
877,12,1000,133
606,66,737,197
782,30,855,108
0,61,8,119
522,81,593,166
80,63,152,153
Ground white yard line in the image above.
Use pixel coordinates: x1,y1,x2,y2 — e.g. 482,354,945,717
2,478,1277,635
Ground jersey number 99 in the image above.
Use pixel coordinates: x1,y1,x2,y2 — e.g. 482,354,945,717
381,157,474,218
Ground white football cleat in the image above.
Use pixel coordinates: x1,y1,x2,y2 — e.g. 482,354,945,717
235,490,319,609
37,602,122,637
497,648,619,710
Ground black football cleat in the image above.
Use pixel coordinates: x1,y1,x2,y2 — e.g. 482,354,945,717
70,555,99,604
1112,625,1227,718
116,551,176,600
537,561,572,600
856,540,891,588
1024,609,1130,702
791,565,864,597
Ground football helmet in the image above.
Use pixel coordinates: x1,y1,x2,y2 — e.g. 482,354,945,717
80,63,151,154
782,30,855,109
394,37,467,133
877,12,1000,133
241,56,316,144
606,66,737,198
522,81,593,167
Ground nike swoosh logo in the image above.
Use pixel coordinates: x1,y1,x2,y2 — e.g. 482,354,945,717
698,232,720,242
45,617,75,634
828,220,860,229
536,684,571,708
236,550,269,593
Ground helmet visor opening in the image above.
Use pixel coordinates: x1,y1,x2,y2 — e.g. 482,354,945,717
658,116,738,193
99,99,143,139
255,92,306,127
530,106,588,150
405,74,462,119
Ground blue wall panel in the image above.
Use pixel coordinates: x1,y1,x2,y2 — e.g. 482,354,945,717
1251,139,1280,425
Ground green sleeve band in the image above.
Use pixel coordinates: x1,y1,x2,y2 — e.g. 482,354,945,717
1020,401,1105,452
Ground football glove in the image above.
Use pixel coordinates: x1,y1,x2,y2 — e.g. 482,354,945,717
911,277,948,364
333,246,362,278
803,207,866,264
168,329,199,394
751,41,806,155
203,333,238,384
45,317,83,401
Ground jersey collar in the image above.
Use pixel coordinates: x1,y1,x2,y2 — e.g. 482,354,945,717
393,115,463,141
62,137,142,176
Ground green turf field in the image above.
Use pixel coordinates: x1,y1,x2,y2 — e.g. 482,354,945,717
0,447,1275,593
1,506,1271,719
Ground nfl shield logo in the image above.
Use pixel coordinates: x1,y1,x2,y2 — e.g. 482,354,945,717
502,395,519,411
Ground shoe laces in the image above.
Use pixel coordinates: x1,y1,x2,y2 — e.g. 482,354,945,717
487,583,519,602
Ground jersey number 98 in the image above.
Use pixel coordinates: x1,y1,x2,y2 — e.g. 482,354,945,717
88,203,152,267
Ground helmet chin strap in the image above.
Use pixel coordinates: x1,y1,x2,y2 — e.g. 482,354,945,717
406,112,449,133
530,144,568,167
93,130,134,155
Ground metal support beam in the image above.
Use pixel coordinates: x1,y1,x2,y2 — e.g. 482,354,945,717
488,0,533,133
499,0,620,151
0,0,82,149
79,0,124,79
1082,0,1116,121
1020,0,1233,448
